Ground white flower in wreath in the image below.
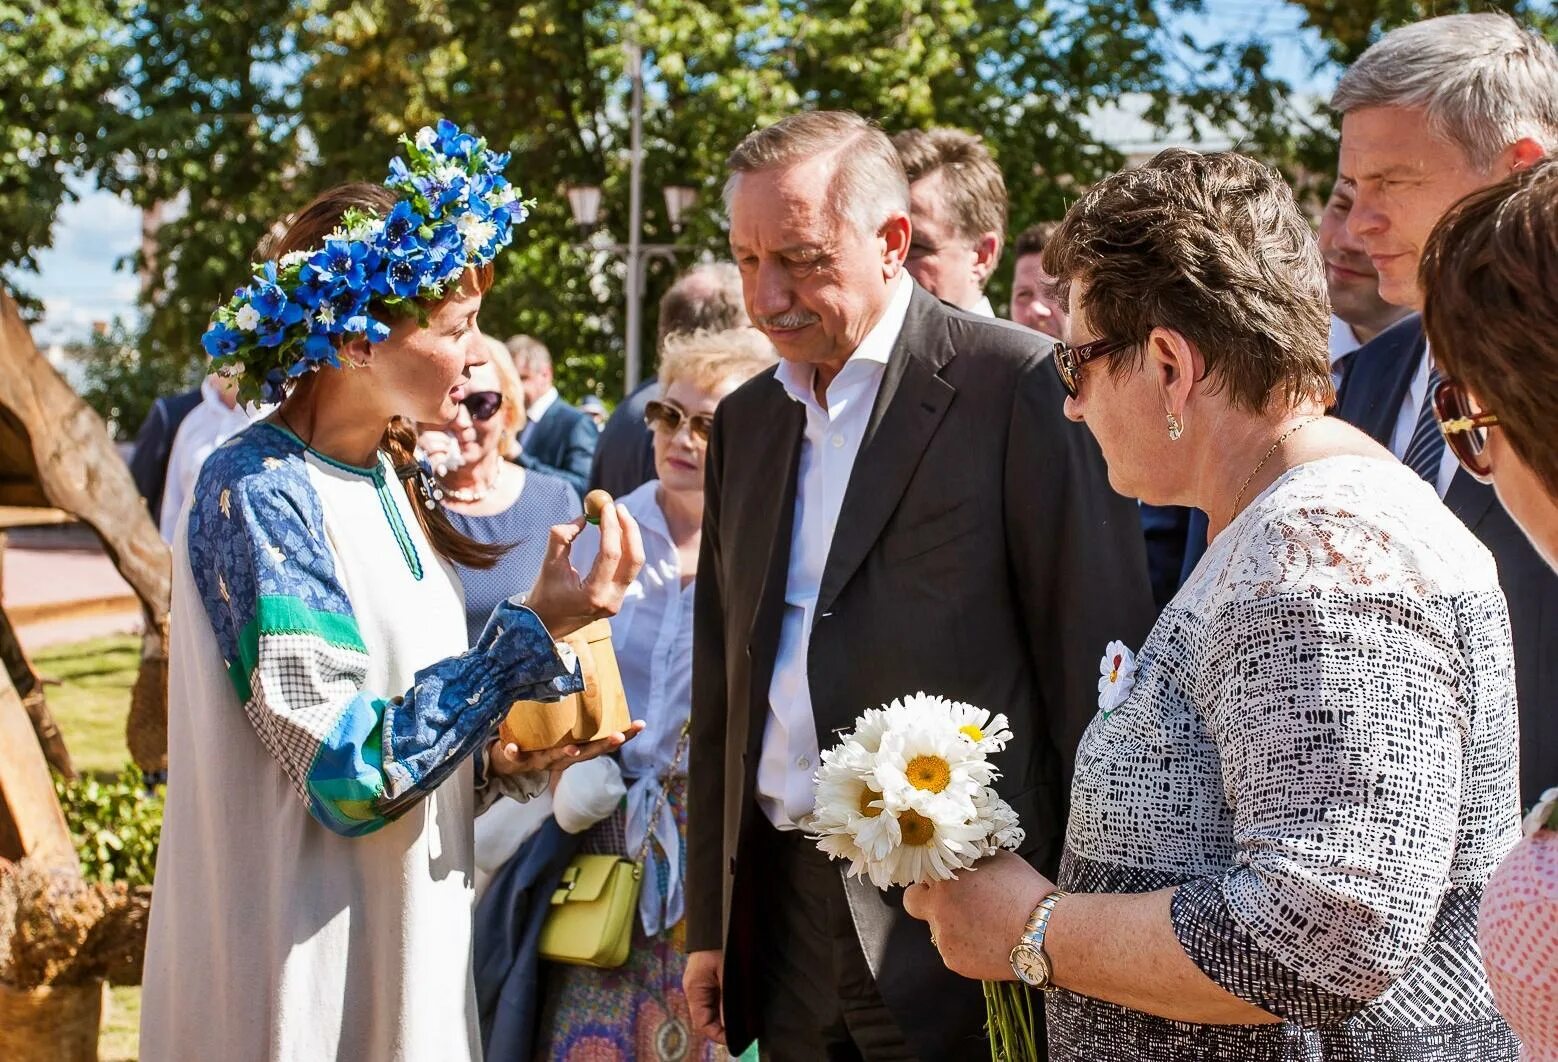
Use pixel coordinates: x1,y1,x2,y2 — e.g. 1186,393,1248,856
1097,640,1137,717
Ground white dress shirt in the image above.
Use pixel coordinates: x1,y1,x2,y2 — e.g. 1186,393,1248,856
1327,314,1362,390
158,377,258,541
757,273,914,829
1388,344,1458,499
969,294,995,318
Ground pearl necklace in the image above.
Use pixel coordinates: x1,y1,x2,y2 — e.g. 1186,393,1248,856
441,460,503,503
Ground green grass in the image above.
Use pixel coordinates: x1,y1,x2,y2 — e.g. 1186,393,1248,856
32,635,141,779
30,635,143,1060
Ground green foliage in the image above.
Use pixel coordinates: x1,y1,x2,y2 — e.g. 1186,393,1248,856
18,0,1557,397
70,322,199,440
54,766,164,888
0,0,125,305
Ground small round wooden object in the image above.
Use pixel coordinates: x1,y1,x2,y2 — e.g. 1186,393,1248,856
583,489,612,525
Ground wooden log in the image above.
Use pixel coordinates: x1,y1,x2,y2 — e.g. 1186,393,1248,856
0,287,171,770
0,607,75,779
0,666,75,870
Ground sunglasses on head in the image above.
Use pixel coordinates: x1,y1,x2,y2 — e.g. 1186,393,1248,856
1431,377,1500,483
458,390,504,422
1051,336,1133,398
644,399,714,442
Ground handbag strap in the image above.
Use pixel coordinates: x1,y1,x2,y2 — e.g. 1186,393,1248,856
631,720,691,866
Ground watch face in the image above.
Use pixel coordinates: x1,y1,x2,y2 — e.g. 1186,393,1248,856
1010,943,1048,988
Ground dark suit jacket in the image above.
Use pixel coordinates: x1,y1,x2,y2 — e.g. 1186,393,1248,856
688,287,1157,1057
1336,314,1557,803
519,398,596,498
128,387,202,520
588,376,657,497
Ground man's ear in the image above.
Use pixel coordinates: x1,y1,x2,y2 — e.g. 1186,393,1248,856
970,231,1002,287
1508,136,1547,174
880,211,912,278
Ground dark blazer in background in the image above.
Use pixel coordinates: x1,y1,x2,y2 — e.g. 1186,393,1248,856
128,387,202,520
1336,314,1556,803
519,399,597,499
588,377,658,497
688,286,1158,1058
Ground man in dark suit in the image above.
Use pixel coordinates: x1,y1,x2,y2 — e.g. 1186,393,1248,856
589,262,750,497
684,110,1156,1061
127,385,202,520
507,334,596,498
1332,12,1558,803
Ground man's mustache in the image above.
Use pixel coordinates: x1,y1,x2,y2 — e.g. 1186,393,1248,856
757,311,822,330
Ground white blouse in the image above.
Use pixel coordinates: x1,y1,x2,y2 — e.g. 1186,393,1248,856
552,479,695,933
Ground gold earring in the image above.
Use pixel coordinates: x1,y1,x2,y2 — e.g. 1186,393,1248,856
1166,412,1183,441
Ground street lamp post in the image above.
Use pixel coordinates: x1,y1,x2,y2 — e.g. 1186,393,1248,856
565,31,697,396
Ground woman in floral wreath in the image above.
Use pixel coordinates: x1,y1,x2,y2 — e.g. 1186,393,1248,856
140,122,646,1062
905,150,1522,1060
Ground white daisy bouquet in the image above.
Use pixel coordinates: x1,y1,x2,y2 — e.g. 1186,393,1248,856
804,692,1038,1061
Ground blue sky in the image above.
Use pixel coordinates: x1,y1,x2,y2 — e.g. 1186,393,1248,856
21,0,1339,345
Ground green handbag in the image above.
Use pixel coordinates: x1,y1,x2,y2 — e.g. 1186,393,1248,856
537,853,643,968
539,723,690,969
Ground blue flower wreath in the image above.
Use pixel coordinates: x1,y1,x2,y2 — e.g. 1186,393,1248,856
201,119,532,404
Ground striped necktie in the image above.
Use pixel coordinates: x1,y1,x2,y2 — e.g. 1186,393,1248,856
1401,365,1445,486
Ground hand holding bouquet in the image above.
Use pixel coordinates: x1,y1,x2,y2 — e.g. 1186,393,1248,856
804,693,1039,1061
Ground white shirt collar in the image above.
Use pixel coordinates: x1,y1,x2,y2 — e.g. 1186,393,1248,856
774,273,914,406
526,385,560,422
968,294,995,318
1327,315,1362,368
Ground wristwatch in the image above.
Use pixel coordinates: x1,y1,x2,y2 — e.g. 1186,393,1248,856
1009,890,1066,990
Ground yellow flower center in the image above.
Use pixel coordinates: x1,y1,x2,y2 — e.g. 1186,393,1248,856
857,787,883,818
900,809,935,846
959,724,985,743
905,755,951,794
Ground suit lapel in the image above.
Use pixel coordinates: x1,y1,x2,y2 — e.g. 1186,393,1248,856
1341,316,1424,447
745,391,806,745
816,290,956,616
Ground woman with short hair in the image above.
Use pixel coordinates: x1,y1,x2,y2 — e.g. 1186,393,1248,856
538,327,777,1061
906,148,1521,1061
1421,159,1558,1062
418,334,582,646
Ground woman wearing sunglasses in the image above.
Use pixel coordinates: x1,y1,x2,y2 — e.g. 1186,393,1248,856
1421,160,1558,1062
538,327,776,1060
419,334,583,646
904,149,1521,1061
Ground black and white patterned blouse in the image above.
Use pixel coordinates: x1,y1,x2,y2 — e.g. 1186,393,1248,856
1049,456,1522,1061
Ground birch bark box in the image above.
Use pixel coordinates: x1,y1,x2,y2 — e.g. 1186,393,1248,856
499,619,630,751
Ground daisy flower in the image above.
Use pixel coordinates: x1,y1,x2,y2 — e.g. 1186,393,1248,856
1097,639,1138,717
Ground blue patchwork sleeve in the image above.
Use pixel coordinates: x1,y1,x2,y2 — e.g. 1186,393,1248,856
186,429,582,837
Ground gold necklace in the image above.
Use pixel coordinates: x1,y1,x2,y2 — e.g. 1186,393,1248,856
1230,416,1322,520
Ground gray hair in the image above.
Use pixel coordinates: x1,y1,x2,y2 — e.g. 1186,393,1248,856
504,334,551,374
723,110,910,236
1332,13,1558,169
657,262,749,344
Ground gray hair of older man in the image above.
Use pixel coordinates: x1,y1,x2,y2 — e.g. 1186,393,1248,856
657,262,749,344
1331,13,1558,169
723,110,910,236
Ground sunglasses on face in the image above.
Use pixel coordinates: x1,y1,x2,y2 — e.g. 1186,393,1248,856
1431,377,1500,483
459,390,504,422
1051,336,1133,398
644,399,714,442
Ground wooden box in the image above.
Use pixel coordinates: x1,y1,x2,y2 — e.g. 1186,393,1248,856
499,619,631,751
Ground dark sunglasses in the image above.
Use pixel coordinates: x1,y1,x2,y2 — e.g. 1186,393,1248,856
1431,377,1500,483
459,390,504,422
1051,336,1134,398
644,399,714,442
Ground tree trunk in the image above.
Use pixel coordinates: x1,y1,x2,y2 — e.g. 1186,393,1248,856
0,287,171,772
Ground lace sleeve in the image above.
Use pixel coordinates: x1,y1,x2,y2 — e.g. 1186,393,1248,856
1169,589,1469,1024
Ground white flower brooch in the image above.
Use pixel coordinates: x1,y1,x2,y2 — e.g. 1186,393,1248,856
1097,640,1138,718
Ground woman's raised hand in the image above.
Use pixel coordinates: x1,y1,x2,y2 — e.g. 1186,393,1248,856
524,500,645,638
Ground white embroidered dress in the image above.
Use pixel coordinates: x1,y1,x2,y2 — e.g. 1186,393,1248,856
142,424,573,1062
